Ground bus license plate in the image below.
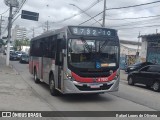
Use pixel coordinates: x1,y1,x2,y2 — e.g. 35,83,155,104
90,84,101,88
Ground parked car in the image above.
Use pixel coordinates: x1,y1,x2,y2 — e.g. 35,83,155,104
15,51,23,59
19,54,29,63
10,52,19,60
127,65,160,92
125,62,154,73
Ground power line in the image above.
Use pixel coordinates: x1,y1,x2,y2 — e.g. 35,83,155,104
117,24,160,30
49,0,102,25
0,9,9,15
70,4,102,26
110,17,160,28
107,0,160,10
106,4,160,18
2,0,27,35
13,0,27,18
79,12,102,25
91,4,160,26
106,14,160,20
79,0,160,25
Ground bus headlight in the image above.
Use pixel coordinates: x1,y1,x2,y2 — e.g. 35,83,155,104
114,69,120,80
66,73,72,79
65,69,72,79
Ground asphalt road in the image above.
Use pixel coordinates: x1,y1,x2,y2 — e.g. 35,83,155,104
9,61,160,120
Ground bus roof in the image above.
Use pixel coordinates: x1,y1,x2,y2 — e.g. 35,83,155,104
31,26,67,41
31,26,118,41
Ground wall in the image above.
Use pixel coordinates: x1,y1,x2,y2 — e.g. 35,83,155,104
147,40,160,64
120,44,138,69
140,38,148,62
126,55,136,66
21,46,30,54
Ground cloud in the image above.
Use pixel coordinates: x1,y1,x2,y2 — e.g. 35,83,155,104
1,0,160,41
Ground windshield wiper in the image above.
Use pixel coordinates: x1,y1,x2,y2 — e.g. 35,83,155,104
80,37,92,53
99,40,108,52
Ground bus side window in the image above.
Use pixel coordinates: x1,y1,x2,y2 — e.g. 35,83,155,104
51,40,55,58
43,41,48,57
48,36,55,59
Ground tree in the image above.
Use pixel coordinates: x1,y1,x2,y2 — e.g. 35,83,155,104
14,39,30,51
0,39,5,45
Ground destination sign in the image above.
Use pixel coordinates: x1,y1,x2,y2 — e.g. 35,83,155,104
69,26,117,37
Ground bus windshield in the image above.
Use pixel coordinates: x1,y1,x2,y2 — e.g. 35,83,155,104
68,39,119,69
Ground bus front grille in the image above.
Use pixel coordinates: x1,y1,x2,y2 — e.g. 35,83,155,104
75,84,113,91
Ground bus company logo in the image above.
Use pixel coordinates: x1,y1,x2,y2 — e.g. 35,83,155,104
2,112,11,117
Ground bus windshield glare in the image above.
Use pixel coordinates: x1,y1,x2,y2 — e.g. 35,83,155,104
68,39,119,69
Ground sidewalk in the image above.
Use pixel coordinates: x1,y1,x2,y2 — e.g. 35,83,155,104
120,70,128,81
0,54,51,111
0,54,16,74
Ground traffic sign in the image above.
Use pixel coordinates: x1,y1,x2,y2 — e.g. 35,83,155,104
21,10,39,21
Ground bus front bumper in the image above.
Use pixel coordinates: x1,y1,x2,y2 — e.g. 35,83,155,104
63,78,120,94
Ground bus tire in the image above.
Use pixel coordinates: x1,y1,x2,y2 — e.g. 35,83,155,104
34,68,40,83
49,74,59,96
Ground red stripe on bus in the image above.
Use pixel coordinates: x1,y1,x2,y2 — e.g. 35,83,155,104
71,71,117,83
32,60,39,73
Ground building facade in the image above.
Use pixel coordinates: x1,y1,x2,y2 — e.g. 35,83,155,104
140,34,160,64
120,40,141,69
12,25,27,41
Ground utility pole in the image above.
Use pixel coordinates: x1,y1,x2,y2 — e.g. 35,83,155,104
4,0,19,66
0,15,3,39
136,31,141,63
137,31,140,53
102,0,106,27
6,5,13,66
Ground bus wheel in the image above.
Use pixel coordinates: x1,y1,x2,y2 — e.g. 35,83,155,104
34,69,40,83
49,74,59,96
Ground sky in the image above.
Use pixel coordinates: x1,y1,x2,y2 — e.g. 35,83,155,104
0,0,160,41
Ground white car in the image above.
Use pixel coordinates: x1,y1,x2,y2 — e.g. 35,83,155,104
15,51,23,58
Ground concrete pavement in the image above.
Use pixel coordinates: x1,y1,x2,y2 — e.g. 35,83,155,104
0,54,52,111
120,70,128,81
0,53,128,111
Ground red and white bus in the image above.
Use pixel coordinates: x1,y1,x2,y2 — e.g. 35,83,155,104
29,26,120,96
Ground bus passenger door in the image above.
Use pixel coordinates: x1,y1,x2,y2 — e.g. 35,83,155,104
40,40,48,82
55,39,65,90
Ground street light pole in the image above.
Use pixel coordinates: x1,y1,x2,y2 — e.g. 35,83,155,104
137,31,140,53
136,31,141,63
102,0,106,27
6,5,13,66
0,15,2,39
